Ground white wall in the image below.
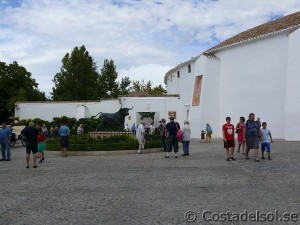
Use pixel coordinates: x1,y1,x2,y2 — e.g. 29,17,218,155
285,28,300,140
215,34,288,138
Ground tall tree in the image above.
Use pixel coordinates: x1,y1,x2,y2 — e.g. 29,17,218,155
0,61,46,122
97,59,119,98
118,76,132,95
52,45,99,100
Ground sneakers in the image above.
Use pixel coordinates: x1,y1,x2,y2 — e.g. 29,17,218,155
33,165,37,168
165,155,169,158
226,158,230,161
138,150,141,154
38,160,43,163
245,155,249,160
230,157,236,161
254,158,260,162
175,154,178,158
268,156,271,160
261,156,265,160
26,166,29,168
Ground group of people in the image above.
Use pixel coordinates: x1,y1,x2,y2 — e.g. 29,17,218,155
0,121,71,168
222,113,273,162
135,117,192,158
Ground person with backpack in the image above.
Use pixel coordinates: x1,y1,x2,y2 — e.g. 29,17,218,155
244,113,262,162
158,119,167,152
165,117,180,158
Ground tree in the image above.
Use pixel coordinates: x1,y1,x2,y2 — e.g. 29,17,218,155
0,61,46,122
118,76,132,95
97,59,119,98
131,79,166,95
52,45,99,100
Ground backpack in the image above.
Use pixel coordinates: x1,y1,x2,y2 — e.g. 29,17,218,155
175,122,184,142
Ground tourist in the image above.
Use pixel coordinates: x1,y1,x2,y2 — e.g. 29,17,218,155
261,122,273,160
236,116,246,154
23,122,39,168
59,121,70,157
200,130,205,143
165,117,180,158
244,113,261,162
149,122,155,135
131,123,136,134
136,122,146,154
222,117,235,161
205,123,212,142
0,122,12,161
42,124,48,136
37,129,46,163
182,120,191,156
158,119,167,152
77,124,84,135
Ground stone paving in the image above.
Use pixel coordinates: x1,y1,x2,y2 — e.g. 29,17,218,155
0,139,299,225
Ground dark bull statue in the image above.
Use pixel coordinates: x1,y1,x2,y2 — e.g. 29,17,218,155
91,107,133,131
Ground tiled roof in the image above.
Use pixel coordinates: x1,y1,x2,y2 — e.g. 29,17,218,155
204,11,300,55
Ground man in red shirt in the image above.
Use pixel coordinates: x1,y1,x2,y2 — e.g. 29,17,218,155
222,117,236,161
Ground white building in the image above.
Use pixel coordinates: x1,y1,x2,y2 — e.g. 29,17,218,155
16,12,300,140
164,11,300,140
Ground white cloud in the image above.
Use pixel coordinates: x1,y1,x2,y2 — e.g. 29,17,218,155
0,0,300,96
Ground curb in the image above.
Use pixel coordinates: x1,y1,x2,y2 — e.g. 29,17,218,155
45,148,163,156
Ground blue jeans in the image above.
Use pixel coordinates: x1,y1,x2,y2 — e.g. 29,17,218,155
182,141,190,154
1,141,10,160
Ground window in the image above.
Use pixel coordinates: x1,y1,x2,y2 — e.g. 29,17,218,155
188,64,191,73
177,71,180,78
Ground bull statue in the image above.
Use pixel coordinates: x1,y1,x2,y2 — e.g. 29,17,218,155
91,107,133,131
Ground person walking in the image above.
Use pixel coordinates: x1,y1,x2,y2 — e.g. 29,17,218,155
136,122,146,154
222,117,235,161
261,122,273,160
182,120,191,156
244,113,262,162
165,117,180,158
59,121,70,157
23,122,39,168
0,122,12,161
158,119,167,152
37,129,46,163
236,116,246,154
131,123,136,134
205,123,212,142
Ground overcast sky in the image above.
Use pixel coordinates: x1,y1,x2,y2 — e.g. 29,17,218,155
1,0,300,97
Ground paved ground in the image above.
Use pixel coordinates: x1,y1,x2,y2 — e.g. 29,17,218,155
0,139,299,225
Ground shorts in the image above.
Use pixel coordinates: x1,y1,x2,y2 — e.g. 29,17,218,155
246,136,259,149
261,142,271,152
26,142,38,154
138,138,145,145
38,142,46,152
224,140,235,149
60,136,70,148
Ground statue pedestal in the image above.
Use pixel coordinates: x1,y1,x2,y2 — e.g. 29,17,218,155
89,131,134,139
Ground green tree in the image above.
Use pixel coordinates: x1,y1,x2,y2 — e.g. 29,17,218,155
118,76,132,95
130,79,166,95
97,59,119,98
52,45,99,100
0,61,46,122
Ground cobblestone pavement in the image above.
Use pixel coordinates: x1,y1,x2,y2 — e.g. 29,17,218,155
0,140,299,225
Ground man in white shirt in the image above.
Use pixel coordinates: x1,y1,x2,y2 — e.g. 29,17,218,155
136,122,146,153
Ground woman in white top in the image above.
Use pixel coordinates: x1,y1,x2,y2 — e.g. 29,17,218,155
182,120,191,156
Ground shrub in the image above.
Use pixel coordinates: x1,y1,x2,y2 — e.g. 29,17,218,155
46,134,161,151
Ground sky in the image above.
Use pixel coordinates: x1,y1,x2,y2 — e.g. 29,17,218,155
1,0,300,97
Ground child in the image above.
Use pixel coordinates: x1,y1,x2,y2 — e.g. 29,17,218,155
37,129,46,163
222,117,235,161
261,122,273,160
200,130,205,143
